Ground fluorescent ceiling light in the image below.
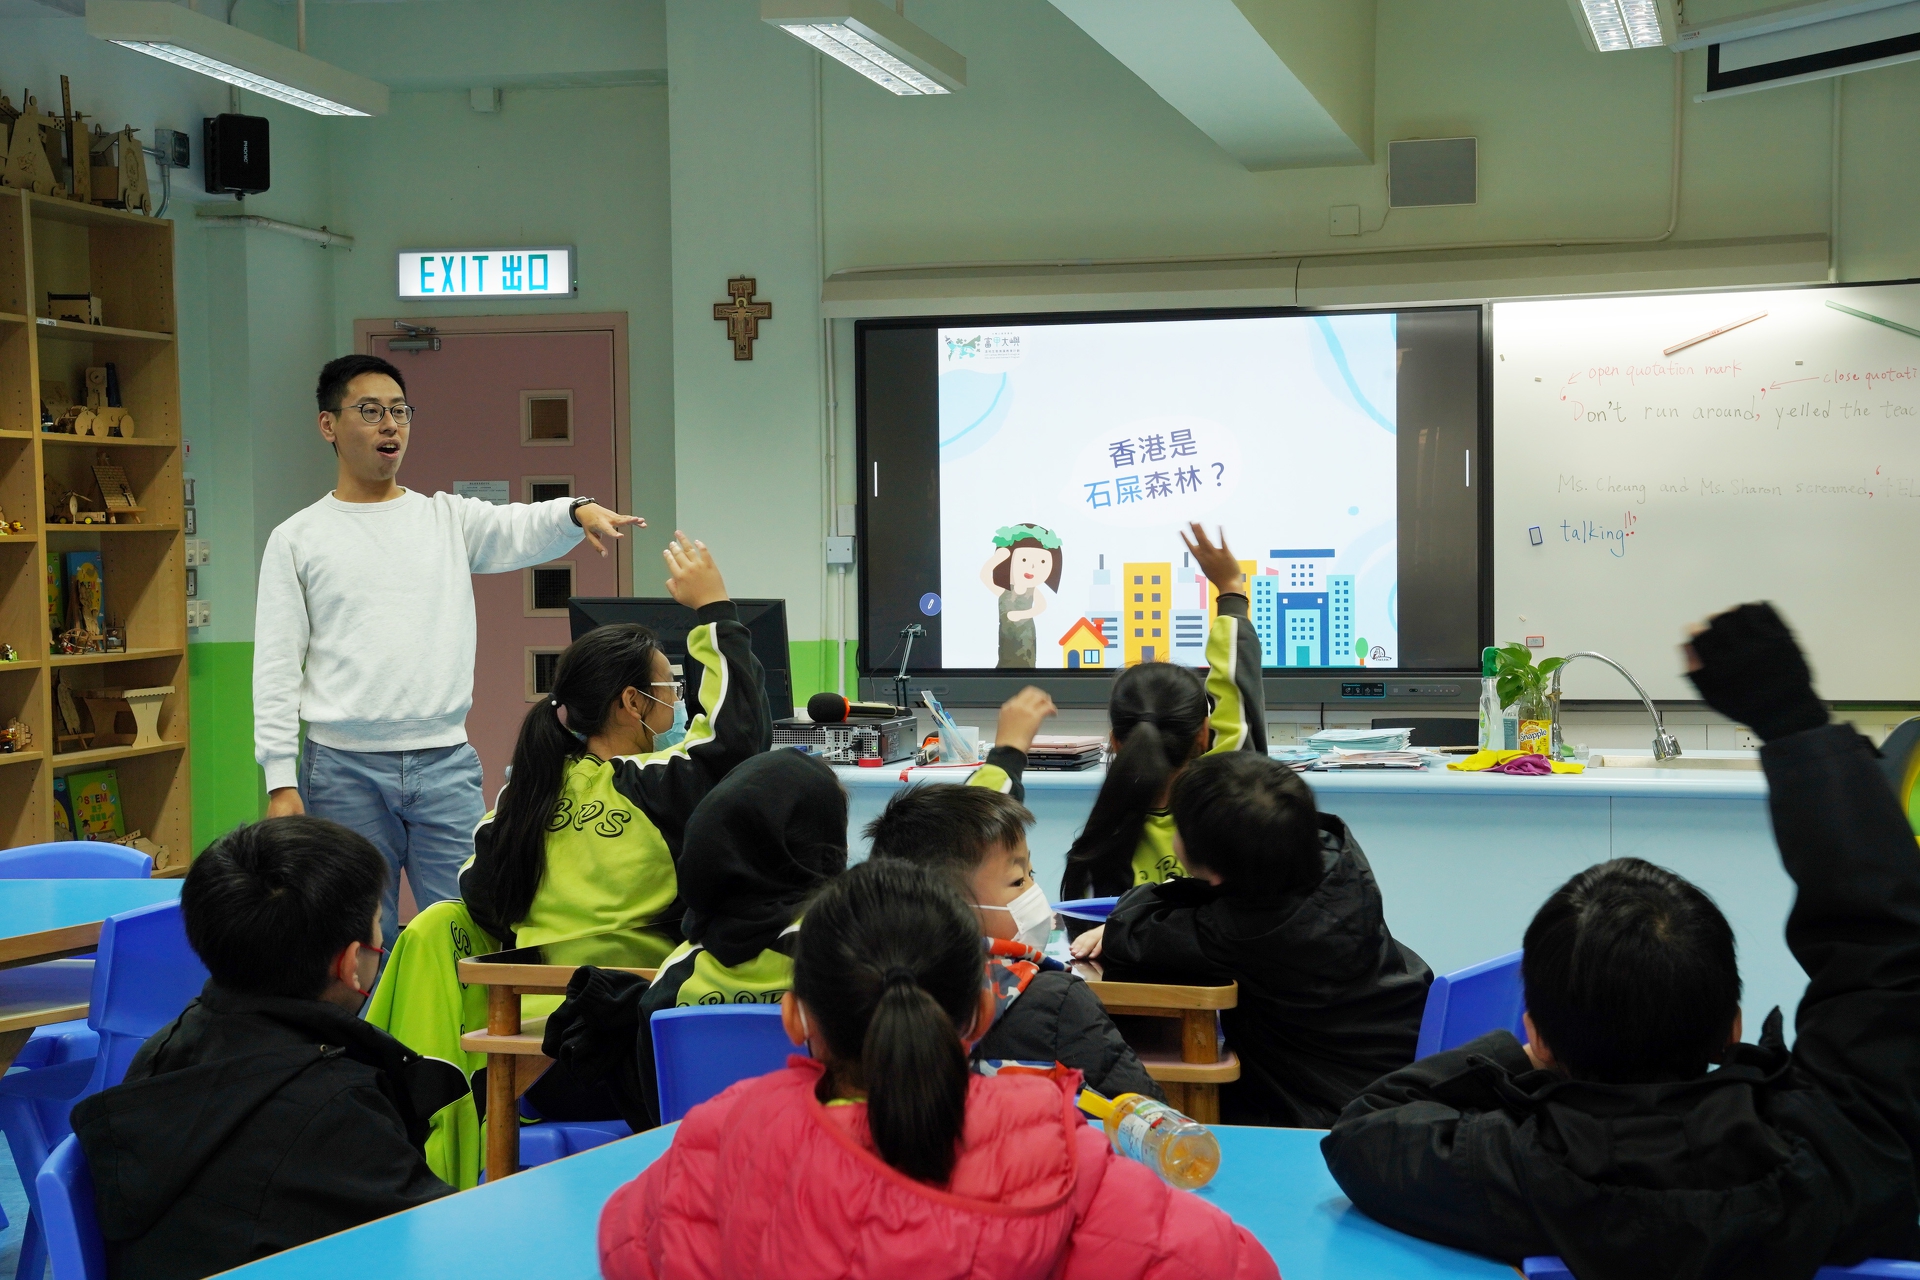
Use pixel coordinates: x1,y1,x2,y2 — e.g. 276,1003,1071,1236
1568,0,1674,50
86,0,388,117
763,0,965,95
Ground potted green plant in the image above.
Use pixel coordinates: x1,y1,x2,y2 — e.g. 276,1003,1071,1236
1493,643,1564,756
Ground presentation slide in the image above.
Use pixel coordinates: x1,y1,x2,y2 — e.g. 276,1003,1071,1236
935,315,1401,671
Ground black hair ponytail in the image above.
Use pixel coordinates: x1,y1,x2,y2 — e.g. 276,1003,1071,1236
793,859,982,1185
478,623,661,930
1062,661,1208,899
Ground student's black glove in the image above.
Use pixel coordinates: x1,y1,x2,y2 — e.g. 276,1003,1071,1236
1685,602,1827,743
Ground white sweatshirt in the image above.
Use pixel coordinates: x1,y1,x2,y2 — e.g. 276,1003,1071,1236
253,490,583,792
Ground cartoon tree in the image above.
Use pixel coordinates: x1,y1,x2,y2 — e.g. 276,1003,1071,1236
1354,636,1368,666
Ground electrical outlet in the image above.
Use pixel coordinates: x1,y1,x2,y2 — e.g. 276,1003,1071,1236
1735,728,1760,750
185,568,197,599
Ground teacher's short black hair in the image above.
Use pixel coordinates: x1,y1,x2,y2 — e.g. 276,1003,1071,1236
183,816,387,999
315,353,407,415
1523,857,1740,1083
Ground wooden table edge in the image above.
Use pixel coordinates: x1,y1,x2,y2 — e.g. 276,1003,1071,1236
0,922,101,970
1085,979,1238,1011
0,1000,90,1035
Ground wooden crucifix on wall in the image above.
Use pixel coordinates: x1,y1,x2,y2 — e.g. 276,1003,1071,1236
713,276,772,360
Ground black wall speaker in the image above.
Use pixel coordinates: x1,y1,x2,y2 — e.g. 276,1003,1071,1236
203,114,270,196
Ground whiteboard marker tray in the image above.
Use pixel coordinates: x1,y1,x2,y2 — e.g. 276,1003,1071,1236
1592,755,1760,771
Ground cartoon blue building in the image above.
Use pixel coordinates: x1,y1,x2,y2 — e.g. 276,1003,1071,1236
1248,575,1280,666
1087,554,1121,665
1271,549,1334,666
1328,574,1355,667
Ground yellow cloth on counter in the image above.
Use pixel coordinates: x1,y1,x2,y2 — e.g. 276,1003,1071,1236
1447,749,1586,774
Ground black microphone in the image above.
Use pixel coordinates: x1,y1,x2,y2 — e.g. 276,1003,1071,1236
807,693,900,722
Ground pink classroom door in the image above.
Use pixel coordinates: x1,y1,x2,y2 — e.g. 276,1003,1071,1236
368,327,622,805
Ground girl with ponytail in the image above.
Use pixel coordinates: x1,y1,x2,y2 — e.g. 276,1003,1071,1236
459,533,770,965
1060,523,1269,908
598,856,1278,1280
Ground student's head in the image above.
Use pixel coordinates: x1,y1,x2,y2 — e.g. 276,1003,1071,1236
680,750,848,964
183,816,387,1009
314,354,409,479
864,785,1036,942
480,623,671,931
1522,858,1742,1083
1061,660,1208,898
1169,752,1322,894
787,859,991,1184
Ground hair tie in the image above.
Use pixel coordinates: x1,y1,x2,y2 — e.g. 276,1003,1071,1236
550,699,560,707
882,965,917,989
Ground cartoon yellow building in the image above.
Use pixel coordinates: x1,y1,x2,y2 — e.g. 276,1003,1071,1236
1122,561,1172,665
1058,617,1107,669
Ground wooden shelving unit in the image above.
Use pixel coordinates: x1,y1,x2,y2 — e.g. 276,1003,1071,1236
0,188,189,872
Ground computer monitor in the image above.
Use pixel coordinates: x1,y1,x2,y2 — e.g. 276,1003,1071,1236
568,597,794,721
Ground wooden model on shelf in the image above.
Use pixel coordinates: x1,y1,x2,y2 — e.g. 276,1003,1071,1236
54,674,89,753
1,718,32,754
88,124,150,215
1,93,60,197
81,688,137,749
93,455,142,522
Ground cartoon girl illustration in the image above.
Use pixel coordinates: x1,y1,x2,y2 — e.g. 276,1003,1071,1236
979,524,1063,668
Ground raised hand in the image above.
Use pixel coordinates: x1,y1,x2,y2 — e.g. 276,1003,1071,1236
1180,522,1247,595
663,531,728,610
995,686,1058,754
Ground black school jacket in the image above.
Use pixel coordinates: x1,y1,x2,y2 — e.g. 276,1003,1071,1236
1320,724,1920,1280
972,967,1167,1103
72,983,462,1280
1101,812,1432,1127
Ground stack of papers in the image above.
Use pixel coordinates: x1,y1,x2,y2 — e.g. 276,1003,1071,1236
1024,734,1107,771
1303,727,1414,753
1303,748,1428,771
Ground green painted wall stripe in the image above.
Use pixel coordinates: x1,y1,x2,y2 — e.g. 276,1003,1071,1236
787,640,860,710
189,641,265,854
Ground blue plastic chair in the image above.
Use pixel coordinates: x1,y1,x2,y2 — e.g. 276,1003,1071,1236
35,1135,105,1280
0,843,154,1071
652,1006,803,1125
1054,897,1119,923
0,900,206,1280
512,1118,633,1171
1523,1257,1920,1278
0,843,152,880
1415,948,1526,1058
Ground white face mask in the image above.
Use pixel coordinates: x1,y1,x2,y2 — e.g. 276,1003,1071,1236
979,881,1055,952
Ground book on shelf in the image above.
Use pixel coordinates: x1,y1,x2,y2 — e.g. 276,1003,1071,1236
65,767,125,839
64,551,105,636
46,551,62,635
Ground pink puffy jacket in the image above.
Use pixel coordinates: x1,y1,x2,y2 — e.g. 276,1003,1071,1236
600,1058,1278,1280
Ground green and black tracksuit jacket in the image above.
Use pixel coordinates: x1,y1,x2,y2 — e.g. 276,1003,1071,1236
460,600,771,962
1016,591,1265,899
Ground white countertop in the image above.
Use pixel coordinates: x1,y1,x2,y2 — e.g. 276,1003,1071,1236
832,750,1770,801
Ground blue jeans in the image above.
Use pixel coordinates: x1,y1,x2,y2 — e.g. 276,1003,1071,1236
300,741,484,947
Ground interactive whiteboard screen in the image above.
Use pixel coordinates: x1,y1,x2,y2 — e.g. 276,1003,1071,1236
1495,284,1920,702
934,315,1400,671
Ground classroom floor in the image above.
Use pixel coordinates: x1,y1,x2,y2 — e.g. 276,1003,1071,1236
1,1148,28,1278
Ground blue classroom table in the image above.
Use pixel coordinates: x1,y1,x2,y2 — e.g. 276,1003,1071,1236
225,1125,1516,1280
0,879,184,968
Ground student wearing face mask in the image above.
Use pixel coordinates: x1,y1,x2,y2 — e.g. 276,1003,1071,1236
860,688,1165,1102
460,534,770,965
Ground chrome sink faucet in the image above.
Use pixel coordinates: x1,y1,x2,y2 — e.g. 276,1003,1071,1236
1548,652,1683,761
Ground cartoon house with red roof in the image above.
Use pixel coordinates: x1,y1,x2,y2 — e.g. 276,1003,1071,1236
1058,617,1107,669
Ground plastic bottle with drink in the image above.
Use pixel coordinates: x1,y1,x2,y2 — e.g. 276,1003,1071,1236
1077,1087,1220,1190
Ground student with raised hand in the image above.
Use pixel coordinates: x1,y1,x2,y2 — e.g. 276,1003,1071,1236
538,749,847,1130
1060,522,1265,910
1098,751,1430,1127
598,858,1276,1280
460,531,769,965
1321,602,1920,1280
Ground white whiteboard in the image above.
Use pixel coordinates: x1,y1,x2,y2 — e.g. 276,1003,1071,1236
1494,285,1920,702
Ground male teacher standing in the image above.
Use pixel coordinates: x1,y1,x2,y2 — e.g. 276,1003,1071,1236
254,354,643,944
